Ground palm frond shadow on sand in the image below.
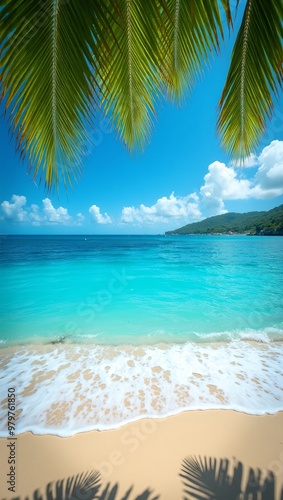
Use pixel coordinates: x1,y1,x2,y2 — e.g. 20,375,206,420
180,456,283,500
7,470,159,500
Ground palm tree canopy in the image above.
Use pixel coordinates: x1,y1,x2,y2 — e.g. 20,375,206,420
1,0,282,189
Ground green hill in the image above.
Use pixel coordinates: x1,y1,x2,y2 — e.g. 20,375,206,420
165,204,283,236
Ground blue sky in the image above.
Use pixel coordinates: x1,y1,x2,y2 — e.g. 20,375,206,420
1,10,283,235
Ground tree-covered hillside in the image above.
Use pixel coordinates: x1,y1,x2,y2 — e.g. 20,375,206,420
166,204,283,236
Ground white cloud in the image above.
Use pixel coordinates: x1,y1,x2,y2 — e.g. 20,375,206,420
200,141,283,215
251,140,283,198
42,198,73,224
231,153,258,168
1,141,282,230
120,141,283,225
29,204,42,225
1,195,28,222
0,196,84,226
201,161,251,200
200,196,227,216
76,213,85,223
121,192,201,225
89,205,112,224
200,161,251,215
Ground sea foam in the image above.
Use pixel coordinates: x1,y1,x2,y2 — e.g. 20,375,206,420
0,339,283,437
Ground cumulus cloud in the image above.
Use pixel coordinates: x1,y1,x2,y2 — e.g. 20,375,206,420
89,205,112,224
42,198,72,224
121,192,201,225
0,196,84,226
200,141,283,215
231,153,258,168
200,161,251,215
1,195,28,222
121,140,283,224
201,161,251,200
1,141,282,230
252,140,283,198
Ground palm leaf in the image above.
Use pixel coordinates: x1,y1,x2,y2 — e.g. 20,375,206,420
2,1,282,190
96,0,163,150
1,0,102,189
220,0,234,28
218,0,283,160
158,0,232,104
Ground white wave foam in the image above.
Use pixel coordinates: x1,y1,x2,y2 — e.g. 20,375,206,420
194,327,283,344
1,326,283,349
0,340,283,437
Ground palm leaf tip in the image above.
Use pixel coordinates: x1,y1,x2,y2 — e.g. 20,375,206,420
220,0,234,29
1,0,99,189
218,0,283,159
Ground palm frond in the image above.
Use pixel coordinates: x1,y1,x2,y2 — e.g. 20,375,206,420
1,0,282,189
159,0,231,104
1,0,101,189
220,0,234,28
218,0,283,160
96,0,163,150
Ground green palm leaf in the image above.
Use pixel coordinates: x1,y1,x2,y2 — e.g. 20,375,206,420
96,0,163,150
2,1,282,189
159,0,232,103
218,0,283,159
1,0,101,189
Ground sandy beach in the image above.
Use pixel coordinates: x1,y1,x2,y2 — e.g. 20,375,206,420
1,410,283,499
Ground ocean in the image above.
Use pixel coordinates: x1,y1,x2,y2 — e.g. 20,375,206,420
0,234,283,436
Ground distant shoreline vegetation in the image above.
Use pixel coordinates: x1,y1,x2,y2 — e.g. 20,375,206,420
165,204,283,236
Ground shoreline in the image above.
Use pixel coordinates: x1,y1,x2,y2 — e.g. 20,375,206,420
1,341,283,437
1,409,283,499
1,320,283,355
1,324,283,348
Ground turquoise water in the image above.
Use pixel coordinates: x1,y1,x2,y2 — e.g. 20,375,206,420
1,234,283,345
0,234,283,435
